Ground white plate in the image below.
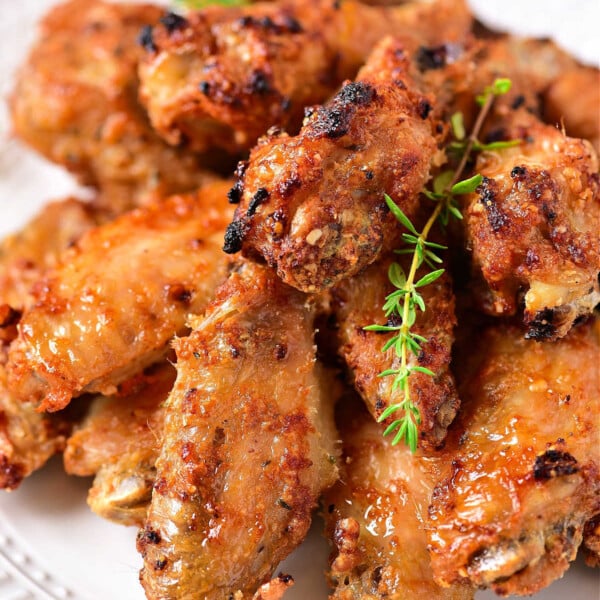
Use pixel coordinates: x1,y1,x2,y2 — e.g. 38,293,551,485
0,1,599,599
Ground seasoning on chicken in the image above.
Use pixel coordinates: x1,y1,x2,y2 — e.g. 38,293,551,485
427,318,600,595
464,109,599,340
10,0,221,214
324,392,473,600
331,253,458,448
138,0,471,153
64,362,173,526
7,181,234,412
137,261,339,599
224,37,443,292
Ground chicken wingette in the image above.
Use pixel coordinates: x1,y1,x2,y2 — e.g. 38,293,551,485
331,252,458,448
138,0,470,153
324,393,473,600
64,362,173,526
7,181,234,412
10,0,220,214
224,37,442,292
137,261,339,599
428,318,600,595
0,198,99,490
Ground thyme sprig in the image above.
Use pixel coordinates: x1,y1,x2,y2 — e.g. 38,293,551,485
365,78,514,452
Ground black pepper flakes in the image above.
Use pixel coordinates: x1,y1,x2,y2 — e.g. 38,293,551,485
138,25,157,53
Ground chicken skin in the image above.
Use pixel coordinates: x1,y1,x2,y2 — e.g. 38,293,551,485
137,261,339,599
64,362,173,527
10,0,220,214
324,393,473,600
428,318,600,595
464,109,599,340
224,37,442,292
331,253,458,448
138,0,470,153
8,181,234,412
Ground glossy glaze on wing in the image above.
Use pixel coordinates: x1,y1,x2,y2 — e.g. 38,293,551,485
332,253,458,448
7,181,234,412
139,0,470,153
324,394,473,600
428,319,600,595
137,261,339,599
10,0,220,214
225,37,442,292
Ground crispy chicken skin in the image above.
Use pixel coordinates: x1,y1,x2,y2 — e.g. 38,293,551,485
428,319,600,595
64,362,173,526
0,198,99,311
324,394,473,600
10,0,219,214
224,37,441,292
137,261,339,599
7,181,234,412
332,253,458,448
464,110,600,340
138,0,470,153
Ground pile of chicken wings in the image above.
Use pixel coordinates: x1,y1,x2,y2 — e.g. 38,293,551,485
1,0,599,598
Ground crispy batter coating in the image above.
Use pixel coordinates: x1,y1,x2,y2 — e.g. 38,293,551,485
138,0,470,153
464,110,600,340
582,515,600,568
427,319,600,595
324,393,473,600
10,0,220,214
225,37,441,292
544,67,600,154
7,181,234,412
137,261,339,599
331,253,458,448
0,198,99,311
64,362,173,526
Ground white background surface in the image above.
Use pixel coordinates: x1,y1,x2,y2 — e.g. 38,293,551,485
0,1,598,599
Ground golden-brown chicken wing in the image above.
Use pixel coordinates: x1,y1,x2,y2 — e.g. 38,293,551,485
427,318,600,595
7,181,234,412
224,37,441,292
464,110,599,339
0,198,99,310
331,253,458,448
137,261,339,599
324,393,473,600
64,362,173,526
138,0,470,153
10,0,221,214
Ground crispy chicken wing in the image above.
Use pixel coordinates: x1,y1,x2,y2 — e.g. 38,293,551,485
137,261,339,599
428,318,600,595
138,0,470,154
324,393,473,600
7,181,233,412
464,110,599,340
64,362,173,526
224,37,442,292
0,198,99,311
331,253,458,448
10,0,221,214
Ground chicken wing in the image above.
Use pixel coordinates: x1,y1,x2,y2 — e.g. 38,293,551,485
224,37,442,292
464,109,599,340
64,362,173,526
10,0,221,214
324,393,473,600
138,0,470,153
137,260,339,599
0,198,99,311
331,252,458,448
427,318,600,595
7,181,234,412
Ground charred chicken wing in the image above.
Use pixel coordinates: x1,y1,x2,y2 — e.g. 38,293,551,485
137,261,339,599
8,181,234,412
